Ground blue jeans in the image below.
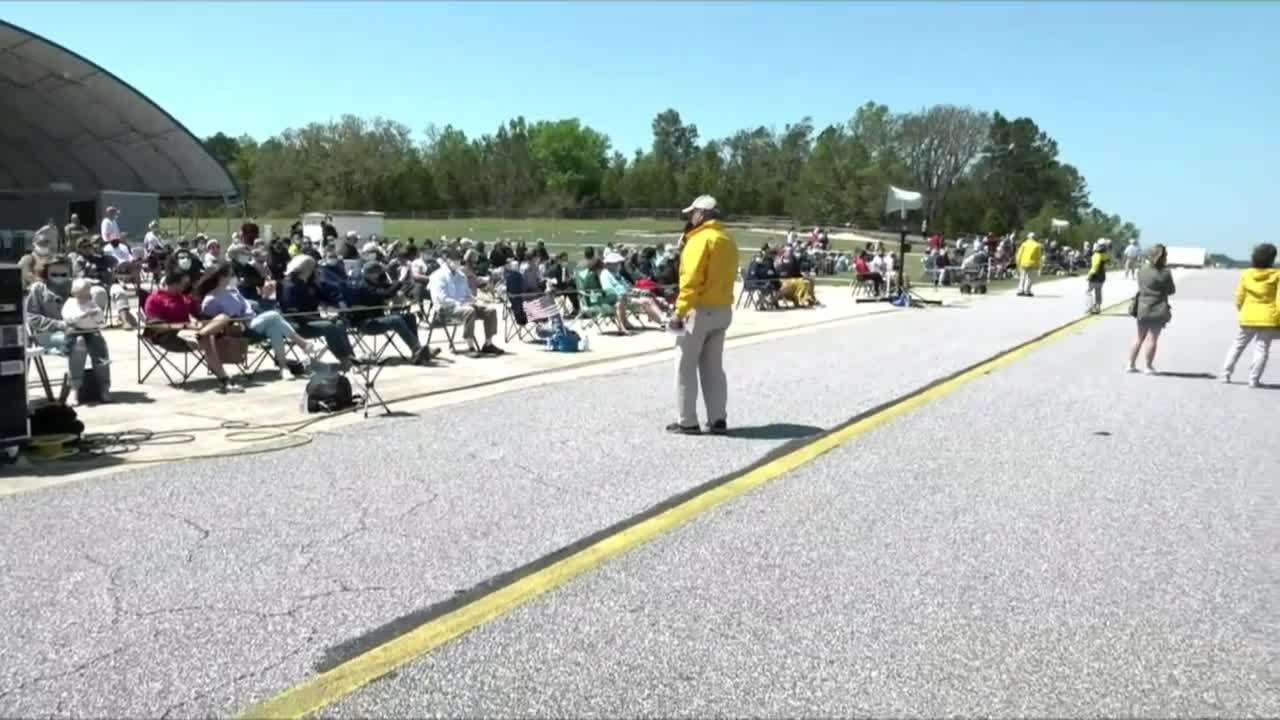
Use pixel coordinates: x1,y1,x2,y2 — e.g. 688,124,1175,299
249,310,295,361
360,313,420,352
37,330,111,390
296,319,352,361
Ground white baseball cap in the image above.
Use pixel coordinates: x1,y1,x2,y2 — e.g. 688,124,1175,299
603,252,625,264
681,195,717,215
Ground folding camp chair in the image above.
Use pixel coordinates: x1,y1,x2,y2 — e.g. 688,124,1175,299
573,268,620,334
421,301,465,354
137,325,207,387
851,273,877,298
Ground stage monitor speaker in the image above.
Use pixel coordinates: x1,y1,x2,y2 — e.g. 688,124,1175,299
0,265,30,445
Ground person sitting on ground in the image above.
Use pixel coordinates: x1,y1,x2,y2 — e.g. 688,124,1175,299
777,247,818,307
25,258,112,406
197,263,314,379
347,261,438,365
600,251,665,333
428,250,504,356
280,255,356,371
143,270,242,393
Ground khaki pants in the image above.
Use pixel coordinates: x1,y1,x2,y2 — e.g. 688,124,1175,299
1223,327,1277,384
450,303,498,343
1018,268,1038,294
675,306,732,427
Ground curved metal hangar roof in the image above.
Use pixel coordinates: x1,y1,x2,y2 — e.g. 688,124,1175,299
0,20,239,198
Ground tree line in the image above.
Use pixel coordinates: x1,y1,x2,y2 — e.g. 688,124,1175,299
203,101,1139,247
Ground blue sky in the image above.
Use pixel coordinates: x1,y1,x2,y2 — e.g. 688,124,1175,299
4,1,1275,257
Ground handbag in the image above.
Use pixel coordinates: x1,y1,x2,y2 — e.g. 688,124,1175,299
214,325,249,364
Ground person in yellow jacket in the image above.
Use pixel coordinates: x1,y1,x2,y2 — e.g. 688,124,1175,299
1015,231,1043,297
1085,238,1110,314
667,194,738,435
1220,243,1280,387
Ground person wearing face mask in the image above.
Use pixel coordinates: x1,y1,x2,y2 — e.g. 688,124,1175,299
347,262,439,365
428,250,504,356
167,246,204,283
280,255,356,372
24,257,113,406
228,245,272,307
196,263,316,379
144,271,243,393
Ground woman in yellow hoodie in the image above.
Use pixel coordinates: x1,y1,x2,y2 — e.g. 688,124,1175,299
1220,243,1280,387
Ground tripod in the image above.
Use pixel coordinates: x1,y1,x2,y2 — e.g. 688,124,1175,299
856,224,941,307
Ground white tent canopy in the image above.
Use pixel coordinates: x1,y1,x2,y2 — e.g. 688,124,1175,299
0,20,239,197
885,186,923,215
1050,218,1070,230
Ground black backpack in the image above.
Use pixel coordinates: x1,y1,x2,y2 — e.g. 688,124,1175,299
304,373,354,413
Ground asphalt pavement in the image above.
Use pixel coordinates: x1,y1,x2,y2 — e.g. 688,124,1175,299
325,269,1279,718
4,270,1273,717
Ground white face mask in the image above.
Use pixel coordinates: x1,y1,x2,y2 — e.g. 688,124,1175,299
447,260,460,272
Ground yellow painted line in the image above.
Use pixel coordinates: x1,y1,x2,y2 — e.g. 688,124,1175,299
240,309,1111,720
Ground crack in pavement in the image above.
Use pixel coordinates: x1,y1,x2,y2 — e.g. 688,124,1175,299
0,645,131,703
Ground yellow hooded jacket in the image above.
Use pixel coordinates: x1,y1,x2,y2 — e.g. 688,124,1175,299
1016,239,1043,270
676,219,739,318
1235,268,1280,328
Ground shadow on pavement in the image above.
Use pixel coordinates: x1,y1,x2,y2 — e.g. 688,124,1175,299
1157,371,1216,380
725,423,823,440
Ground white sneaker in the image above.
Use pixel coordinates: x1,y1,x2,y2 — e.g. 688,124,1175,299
1248,379,1260,388
1142,366,1157,375
1219,373,1232,384
1125,366,1139,374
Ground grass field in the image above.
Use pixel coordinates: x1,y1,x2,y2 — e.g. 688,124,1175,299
160,216,937,272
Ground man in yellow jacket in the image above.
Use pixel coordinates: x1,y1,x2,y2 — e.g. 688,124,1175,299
668,194,738,435
1221,242,1280,387
1016,231,1043,297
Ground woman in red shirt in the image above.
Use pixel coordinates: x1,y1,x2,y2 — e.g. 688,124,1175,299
142,271,242,393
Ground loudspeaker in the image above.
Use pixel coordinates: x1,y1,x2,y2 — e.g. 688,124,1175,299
0,265,30,445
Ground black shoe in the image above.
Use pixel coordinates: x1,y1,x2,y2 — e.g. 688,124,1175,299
480,343,505,356
411,347,434,365
706,420,728,436
285,360,307,378
665,423,702,435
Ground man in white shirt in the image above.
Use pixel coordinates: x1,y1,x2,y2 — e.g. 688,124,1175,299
35,217,59,248
1123,239,1142,279
427,250,503,356
100,206,122,243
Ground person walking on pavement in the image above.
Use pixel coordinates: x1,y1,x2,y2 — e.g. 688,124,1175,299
667,195,738,435
1085,238,1110,314
1016,231,1043,297
1220,243,1280,387
1122,238,1142,279
1128,244,1176,375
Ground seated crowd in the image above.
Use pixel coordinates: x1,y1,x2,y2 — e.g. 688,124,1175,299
19,214,745,404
